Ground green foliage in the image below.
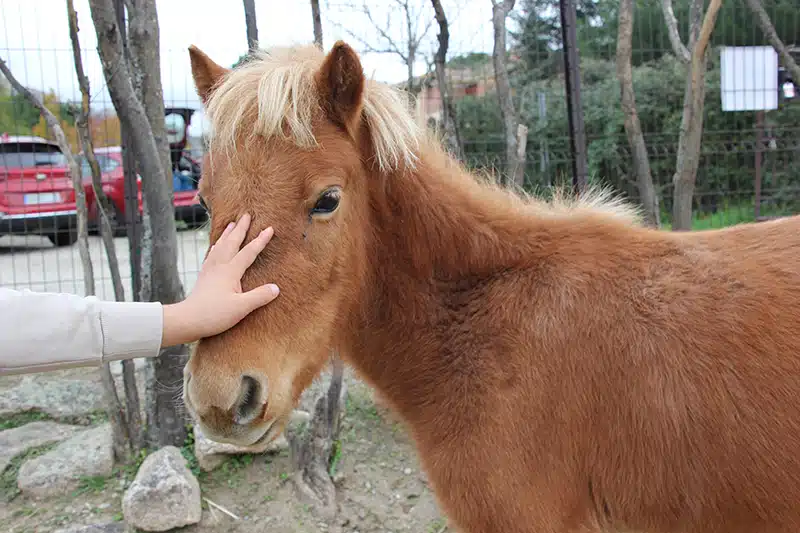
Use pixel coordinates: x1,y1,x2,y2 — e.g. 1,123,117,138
447,53,492,70
457,52,800,225
0,410,50,431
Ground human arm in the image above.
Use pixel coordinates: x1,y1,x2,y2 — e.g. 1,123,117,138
0,214,278,376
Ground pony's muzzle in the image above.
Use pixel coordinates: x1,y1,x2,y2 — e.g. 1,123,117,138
182,367,271,444
232,375,267,426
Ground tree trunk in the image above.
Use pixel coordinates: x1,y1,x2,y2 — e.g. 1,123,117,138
291,355,347,519
430,0,463,160
745,0,800,84
617,0,660,228
68,0,142,456
125,0,189,449
492,0,524,188
243,0,258,52
660,0,690,63
89,0,188,447
310,0,323,49
671,0,722,231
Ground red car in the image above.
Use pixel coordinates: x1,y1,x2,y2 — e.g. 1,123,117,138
0,135,80,246
79,146,207,236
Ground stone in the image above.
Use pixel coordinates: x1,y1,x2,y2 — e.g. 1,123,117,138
17,424,114,498
0,376,104,420
194,424,290,472
0,421,82,472
52,523,126,533
122,445,201,532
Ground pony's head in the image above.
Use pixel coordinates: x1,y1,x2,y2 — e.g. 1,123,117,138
182,42,422,446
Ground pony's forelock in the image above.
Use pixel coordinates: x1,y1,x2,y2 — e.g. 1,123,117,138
204,44,422,172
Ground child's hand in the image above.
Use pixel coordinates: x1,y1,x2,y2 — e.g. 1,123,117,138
161,213,279,347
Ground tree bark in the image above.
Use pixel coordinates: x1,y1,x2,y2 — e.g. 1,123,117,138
430,0,463,160
125,0,173,207
243,0,258,51
671,0,722,231
291,355,348,519
617,0,660,228
745,0,800,84
67,0,142,457
492,0,524,188
89,0,188,447
660,0,691,63
310,0,323,48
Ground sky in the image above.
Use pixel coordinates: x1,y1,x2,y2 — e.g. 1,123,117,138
0,0,499,137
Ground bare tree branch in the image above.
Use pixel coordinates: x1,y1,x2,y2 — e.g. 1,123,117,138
617,0,660,227
310,0,323,48
660,0,691,63
0,58,94,292
745,0,800,84
68,0,145,456
492,0,525,188
671,0,723,231
243,0,258,51
332,0,433,95
430,0,463,159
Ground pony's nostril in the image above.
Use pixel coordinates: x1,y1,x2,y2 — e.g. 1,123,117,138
233,376,264,426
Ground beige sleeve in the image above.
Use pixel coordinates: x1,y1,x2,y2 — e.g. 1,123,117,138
0,287,163,376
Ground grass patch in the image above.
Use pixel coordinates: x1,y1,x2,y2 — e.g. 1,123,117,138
73,474,108,496
0,409,108,432
0,411,51,431
1,443,57,502
660,202,796,231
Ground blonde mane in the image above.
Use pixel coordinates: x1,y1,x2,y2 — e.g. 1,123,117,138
204,43,640,227
204,44,423,172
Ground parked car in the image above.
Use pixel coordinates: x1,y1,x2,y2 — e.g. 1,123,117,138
0,134,79,246
79,146,207,237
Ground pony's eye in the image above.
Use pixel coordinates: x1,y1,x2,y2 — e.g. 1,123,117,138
311,188,341,215
198,194,210,214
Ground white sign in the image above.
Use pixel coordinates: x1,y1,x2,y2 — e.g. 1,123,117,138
720,46,778,111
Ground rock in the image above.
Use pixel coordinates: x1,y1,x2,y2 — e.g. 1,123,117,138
290,409,312,426
0,421,82,472
0,376,104,420
122,446,201,532
17,424,114,498
194,424,290,472
52,523,126,533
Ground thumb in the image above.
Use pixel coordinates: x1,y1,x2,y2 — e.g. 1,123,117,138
240,283,280,312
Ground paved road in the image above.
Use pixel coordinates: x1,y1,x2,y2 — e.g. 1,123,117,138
0,229,209,300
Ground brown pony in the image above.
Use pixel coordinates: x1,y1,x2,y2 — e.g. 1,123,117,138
183,41,800,533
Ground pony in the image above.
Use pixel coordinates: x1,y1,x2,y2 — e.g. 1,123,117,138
182,41,800,533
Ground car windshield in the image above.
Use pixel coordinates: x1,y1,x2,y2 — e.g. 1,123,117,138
0,142,67,168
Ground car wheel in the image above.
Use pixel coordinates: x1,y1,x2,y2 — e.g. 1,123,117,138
48,227,78,247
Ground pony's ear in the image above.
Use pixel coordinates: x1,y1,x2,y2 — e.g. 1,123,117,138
188,45,230,104
315,41,365,136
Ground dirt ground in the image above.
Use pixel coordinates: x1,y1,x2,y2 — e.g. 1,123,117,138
1,371,448,533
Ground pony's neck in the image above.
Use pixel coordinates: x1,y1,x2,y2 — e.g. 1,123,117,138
344,146,545,424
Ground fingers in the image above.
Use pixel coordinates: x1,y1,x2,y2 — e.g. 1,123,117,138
231,226,274,276
203,219,237,265
241,282,280,311
214,213,252,260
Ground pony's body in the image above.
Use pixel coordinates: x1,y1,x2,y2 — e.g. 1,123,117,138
184,42,800,533
348,145,800,533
